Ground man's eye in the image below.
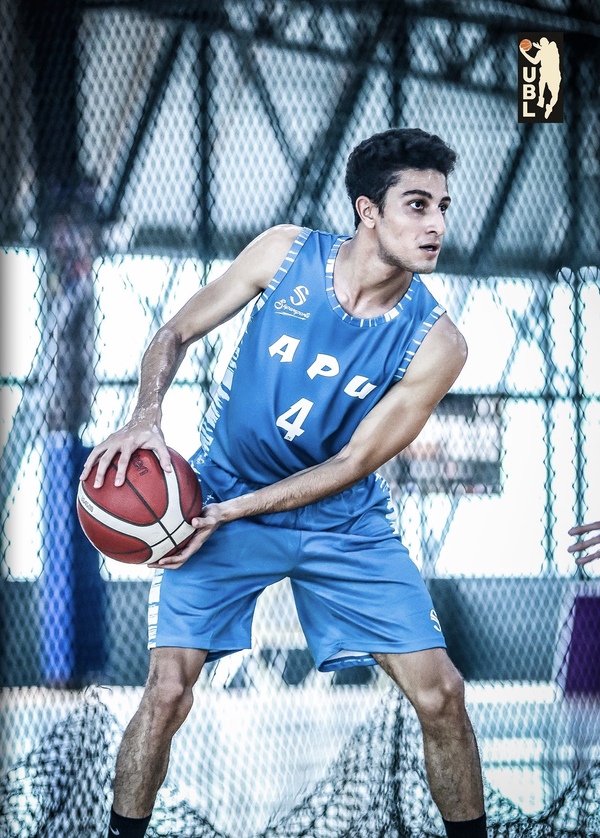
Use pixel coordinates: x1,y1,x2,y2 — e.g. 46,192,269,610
410,201,424,209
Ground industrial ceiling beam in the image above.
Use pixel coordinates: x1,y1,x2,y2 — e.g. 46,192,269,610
103,24,186,223
84,1,600,40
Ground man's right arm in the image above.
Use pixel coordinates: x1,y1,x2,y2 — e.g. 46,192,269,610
80,224,302,487
520,47,540,64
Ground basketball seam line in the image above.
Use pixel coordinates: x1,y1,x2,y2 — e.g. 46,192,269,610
78,505,189,554
109,460,179,548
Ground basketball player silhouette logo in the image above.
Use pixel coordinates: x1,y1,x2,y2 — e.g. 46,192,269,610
520,37,562,119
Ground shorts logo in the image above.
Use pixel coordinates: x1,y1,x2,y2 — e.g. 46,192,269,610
430,609,442,632
518,32,563,123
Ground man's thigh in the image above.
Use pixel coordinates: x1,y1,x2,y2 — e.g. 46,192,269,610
373,648,463,705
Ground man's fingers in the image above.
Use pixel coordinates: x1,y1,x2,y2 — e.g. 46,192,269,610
568,533,600,553
568,521,600,569
147,424,172,471
90,442,134,488
153,443,173,474
81,443,112,482
91,448,118,488
568,520,600,537
112,450,134,487
149,556,182,569
148,520,214,569
80,451,99,482
149,544,197,569
80,446,112,488
576,550,600,566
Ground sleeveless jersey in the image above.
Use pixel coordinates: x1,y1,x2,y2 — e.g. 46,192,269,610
198,228,445,486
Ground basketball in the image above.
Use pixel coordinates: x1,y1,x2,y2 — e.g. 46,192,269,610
520,38,532,51
77,447,203,564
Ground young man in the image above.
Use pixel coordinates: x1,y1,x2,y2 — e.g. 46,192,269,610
82,128,487,838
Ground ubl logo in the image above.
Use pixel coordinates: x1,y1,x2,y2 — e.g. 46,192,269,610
518,33,563,124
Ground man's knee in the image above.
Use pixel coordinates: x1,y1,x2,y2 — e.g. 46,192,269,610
412,666,467,729
142,648,206,730
146,673,194,723
375,649,470,729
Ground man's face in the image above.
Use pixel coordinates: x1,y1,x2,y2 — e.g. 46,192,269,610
372,168,451,275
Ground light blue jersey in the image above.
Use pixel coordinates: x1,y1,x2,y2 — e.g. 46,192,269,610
197,227,445,485
154,228,448,668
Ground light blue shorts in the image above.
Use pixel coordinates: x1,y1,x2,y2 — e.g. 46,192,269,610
148,455,445,671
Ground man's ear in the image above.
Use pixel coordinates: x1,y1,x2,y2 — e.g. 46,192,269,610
355,195,377,228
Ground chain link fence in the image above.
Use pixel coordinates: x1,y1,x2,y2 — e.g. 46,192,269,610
1,1,599,836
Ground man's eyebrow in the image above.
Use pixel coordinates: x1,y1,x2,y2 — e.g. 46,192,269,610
402,189,451,203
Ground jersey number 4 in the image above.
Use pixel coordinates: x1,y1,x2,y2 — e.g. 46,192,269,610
276,398,314,441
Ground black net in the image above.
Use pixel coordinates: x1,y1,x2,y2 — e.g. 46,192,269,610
1,692,600,837
1,0,600,836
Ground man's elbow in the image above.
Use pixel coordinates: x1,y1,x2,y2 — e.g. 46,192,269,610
152,323,188,356
334,443,382,487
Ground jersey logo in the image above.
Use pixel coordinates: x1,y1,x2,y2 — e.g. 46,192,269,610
274,298,310,320
290,285,309,306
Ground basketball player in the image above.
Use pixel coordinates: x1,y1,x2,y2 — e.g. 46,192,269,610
82,128,487,838
519,36,561,120
569,519,600,565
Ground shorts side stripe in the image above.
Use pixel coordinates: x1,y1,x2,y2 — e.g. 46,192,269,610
147,569,164,649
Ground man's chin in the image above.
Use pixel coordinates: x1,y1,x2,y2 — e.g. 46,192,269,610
414,259,439,275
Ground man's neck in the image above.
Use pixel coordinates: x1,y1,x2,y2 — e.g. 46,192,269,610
333,233,414,319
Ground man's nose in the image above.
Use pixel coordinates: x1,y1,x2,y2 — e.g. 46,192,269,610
427,210,446,236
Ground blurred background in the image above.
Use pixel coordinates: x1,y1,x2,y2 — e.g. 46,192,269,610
0,1,599,836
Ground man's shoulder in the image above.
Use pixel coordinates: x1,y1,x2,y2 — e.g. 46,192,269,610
396,312,467,399
241,225,348,290
258,225,345,248
235,225,306,291
427,313,468,364
258,224,306,250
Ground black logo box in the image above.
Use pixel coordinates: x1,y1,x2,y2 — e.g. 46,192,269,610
517,32,564,124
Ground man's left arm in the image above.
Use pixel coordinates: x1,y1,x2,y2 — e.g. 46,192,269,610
155,314,467,568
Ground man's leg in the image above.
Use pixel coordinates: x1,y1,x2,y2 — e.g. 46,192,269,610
373,648,486,836
545,77,560,118
537,77,548,109
108,646,207,836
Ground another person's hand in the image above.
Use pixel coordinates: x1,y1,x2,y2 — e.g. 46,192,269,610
568,520,600,566
80,418,172,488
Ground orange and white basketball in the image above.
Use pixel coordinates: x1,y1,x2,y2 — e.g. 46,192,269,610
77,447,203,563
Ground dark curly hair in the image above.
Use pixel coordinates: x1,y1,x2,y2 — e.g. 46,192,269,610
345,128,457,228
